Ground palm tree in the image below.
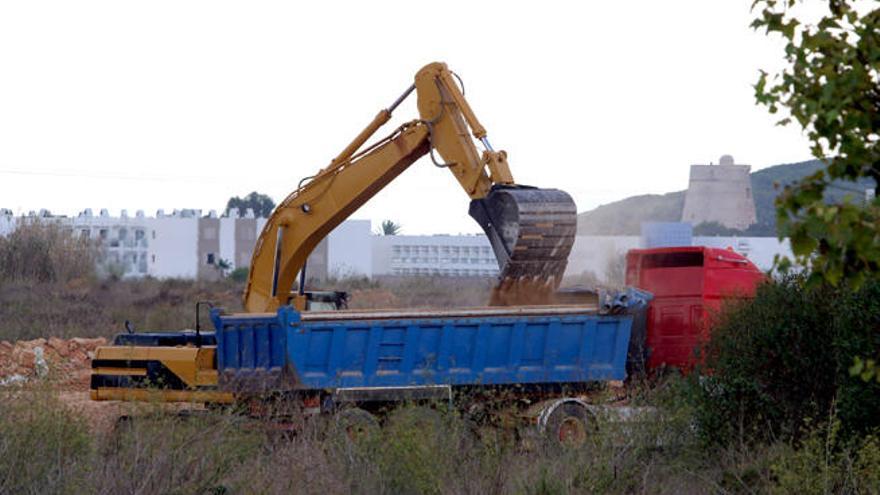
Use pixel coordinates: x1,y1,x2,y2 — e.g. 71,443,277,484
380,220,402,235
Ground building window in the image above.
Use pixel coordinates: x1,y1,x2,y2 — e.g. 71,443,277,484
118,228,127,241
151,255,156,263
135,229,145,241
206,253,215,265
152,230,156,240
99,229,108,240
80,229,90,238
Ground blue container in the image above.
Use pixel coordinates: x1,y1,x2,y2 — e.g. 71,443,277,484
211,306,634,393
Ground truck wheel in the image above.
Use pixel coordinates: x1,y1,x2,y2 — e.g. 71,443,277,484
333,407,378,443
542,401,594,448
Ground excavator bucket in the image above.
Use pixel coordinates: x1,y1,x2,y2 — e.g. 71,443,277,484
469,186,577,306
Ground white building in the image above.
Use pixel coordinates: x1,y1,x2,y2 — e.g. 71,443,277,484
327,220,373,278
0,208,267,280
0,208,792,283
372,234,499,277
0,209,17,236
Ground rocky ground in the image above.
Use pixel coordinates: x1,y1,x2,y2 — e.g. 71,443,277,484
0,336,206,432
0,336,106,389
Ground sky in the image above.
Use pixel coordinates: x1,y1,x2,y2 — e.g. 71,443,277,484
0,1,814,234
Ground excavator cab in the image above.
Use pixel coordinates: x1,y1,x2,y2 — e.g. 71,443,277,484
298,290,349,311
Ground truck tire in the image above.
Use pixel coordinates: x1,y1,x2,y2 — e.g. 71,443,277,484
541,400,594,448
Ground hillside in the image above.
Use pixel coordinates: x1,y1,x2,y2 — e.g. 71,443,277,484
577,159,873,236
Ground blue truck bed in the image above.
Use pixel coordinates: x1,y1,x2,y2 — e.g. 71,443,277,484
211,302,638,393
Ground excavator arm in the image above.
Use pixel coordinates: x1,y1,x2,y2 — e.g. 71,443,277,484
243,62,576,312
244,122,431,313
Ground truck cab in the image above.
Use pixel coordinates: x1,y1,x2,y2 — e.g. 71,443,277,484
625,246,765,370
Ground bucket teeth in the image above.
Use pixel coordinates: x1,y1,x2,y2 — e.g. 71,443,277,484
469,186,577,306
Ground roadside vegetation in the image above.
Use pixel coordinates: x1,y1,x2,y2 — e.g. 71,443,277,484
1,223,878,493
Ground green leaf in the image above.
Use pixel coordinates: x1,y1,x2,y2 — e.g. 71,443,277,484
850,356,864,376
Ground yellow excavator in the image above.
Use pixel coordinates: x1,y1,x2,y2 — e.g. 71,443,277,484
90,62,577,403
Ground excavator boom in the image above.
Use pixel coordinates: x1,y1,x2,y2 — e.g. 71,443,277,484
244,62,577,312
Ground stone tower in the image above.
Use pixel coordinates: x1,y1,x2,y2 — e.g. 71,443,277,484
681,154,757,230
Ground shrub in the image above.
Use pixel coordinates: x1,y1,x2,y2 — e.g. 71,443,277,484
688,275,880,445
0,221,97,283
769,420,880,495
228,266,249,283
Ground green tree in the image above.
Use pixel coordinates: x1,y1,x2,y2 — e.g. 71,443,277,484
225,192,275,218
379,220,402,235
229,266,249,283
215,258,232,276
753,1,880,383
752,1,880,288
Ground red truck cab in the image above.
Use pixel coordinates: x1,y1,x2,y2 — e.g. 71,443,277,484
625,246,765,370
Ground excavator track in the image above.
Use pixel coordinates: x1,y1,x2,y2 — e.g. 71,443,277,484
469,187,577,306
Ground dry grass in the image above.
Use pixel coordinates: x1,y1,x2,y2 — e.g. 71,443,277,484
0,382,720,494
0,278,243,342
0,221,96,284
0,275,499,341
2,380,877,494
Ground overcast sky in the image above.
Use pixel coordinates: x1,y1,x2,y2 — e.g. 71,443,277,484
0,1,813,234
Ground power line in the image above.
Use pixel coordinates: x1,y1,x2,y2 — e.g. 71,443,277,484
0,168,231,183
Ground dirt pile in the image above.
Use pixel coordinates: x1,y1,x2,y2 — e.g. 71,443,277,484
0,336,106,389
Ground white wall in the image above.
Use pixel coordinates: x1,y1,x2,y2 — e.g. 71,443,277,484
148,217,198,278
219,217,236,269
0,215,16,236
328,219,372,277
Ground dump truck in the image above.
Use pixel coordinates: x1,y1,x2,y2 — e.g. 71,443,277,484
93,245,763,444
